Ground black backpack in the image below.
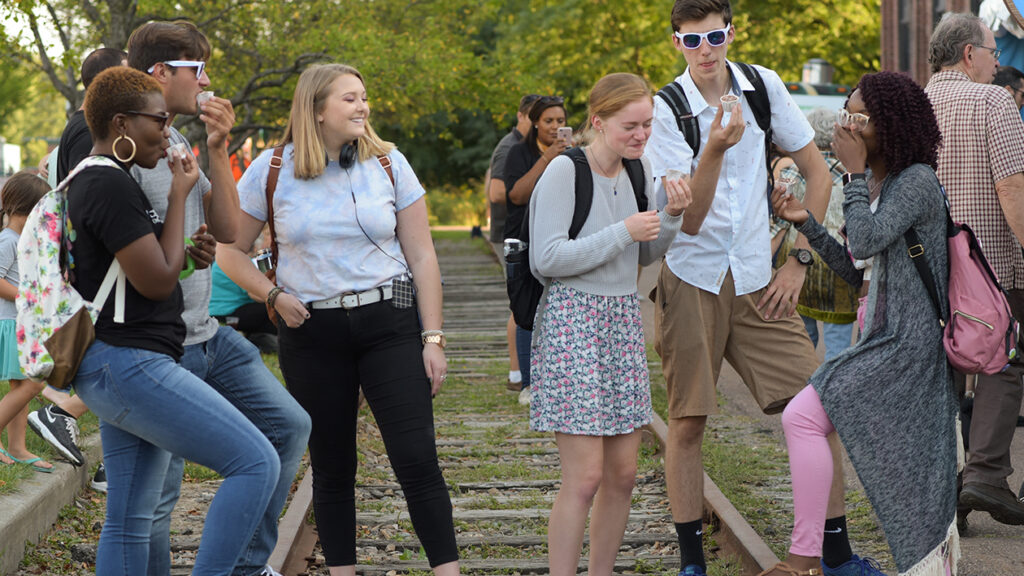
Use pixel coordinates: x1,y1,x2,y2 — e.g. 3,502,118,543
506,147,648,330
656,62,775,202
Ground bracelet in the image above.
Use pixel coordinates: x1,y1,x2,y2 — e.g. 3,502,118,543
266,286,285,309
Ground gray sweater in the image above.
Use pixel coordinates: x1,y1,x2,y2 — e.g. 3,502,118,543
528,154,681,296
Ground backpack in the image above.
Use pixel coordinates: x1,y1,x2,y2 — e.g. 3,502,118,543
905,186,1018,375
656,62,775,202
506,147,648,330
17,156,125,389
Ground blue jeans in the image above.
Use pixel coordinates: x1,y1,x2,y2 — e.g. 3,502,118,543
148,327,312,576
801,315,854,362
73,340,280,576
515,326,532,389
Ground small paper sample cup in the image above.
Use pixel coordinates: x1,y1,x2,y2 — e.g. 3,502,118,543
168,142,189,161
666,169,686,182
196,91,215,108
720,94,739,113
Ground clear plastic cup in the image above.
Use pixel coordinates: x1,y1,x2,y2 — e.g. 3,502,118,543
777,174,797,197
666,169,686,182
196,91,215,109
168,142,188,161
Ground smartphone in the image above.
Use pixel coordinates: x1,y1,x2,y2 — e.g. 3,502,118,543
557,126,573,146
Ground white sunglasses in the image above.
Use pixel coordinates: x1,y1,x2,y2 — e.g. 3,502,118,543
674,23,732,50
147,60,206,78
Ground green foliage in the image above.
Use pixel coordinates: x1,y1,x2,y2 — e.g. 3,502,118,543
0,0,881,196
425,181,488,227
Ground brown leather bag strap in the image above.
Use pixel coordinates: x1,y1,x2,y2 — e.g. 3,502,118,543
377,155,394,187
265,146,285,266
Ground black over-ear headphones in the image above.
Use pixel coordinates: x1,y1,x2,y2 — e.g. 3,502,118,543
339,140,357,169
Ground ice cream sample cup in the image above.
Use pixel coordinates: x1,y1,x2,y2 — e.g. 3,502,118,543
196,91,215,109
168,142,189,161
666,169,686,182
720,94,739,113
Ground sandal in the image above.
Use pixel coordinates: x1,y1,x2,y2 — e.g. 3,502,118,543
0,447,54,473
756,562,822,576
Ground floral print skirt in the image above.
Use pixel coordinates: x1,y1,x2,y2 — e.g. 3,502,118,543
530,280,652,436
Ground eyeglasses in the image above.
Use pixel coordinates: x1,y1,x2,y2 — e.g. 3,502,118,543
837,108,870,131
674,23,732,50
126,110,172,128
146,60,206,78
973,44,1002,60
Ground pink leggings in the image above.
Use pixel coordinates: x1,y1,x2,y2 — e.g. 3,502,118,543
781,385,836,557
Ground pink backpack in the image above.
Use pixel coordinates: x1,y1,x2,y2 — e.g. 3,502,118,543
906,203,1018,375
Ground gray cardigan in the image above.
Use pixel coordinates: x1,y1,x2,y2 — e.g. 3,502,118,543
528,154,681,296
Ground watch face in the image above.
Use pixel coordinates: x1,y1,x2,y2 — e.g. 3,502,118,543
798,250,813,265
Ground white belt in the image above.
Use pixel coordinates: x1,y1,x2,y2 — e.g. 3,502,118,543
310,286,393,310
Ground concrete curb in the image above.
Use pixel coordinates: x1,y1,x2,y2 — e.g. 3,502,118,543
0,433,102,576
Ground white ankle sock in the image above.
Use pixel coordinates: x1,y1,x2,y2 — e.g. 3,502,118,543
509,370,522,383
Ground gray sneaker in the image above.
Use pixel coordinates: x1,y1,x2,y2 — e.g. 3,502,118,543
28,405,84,467
90,463,107,493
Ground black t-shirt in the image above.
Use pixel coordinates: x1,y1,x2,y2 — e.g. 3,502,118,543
502,141,542,240
67,156,186,360
57,110,93,183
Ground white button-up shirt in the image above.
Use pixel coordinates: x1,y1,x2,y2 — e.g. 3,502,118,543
646,61,813,296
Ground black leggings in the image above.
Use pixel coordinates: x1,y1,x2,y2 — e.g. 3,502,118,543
277,301,458,567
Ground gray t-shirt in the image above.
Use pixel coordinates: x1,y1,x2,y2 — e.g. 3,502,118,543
488,129,522,242
131,127,219,346
0,228,19,320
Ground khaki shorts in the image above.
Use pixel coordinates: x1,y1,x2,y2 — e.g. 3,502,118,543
653,262,818,418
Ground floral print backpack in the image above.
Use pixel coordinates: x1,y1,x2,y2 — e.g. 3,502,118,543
16,156,125,389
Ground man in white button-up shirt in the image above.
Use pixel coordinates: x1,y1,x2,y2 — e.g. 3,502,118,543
645,1,840,574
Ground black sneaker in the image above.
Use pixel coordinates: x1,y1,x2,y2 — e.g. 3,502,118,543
28,405,84,467
959,482,1024,525
90,463,107,493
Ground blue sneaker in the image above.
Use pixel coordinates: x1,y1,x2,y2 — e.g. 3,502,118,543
821,555,885,575
679,565,707,576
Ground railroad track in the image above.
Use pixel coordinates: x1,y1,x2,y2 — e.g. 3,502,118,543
269,236,779,576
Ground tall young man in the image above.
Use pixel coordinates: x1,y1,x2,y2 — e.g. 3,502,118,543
645,2,843,575
126,21,311,576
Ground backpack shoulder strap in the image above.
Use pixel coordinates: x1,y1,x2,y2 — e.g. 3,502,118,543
623,158,648,212
656,81,700,156
735,62,771,132
735,62,776,204
565,147,593,240
265,146,286,267
904,228,944,326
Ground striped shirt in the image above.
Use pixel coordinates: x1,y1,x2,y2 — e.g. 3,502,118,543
926,70,1024,289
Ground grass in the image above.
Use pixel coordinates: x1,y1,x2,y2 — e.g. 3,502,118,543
0,381,100,494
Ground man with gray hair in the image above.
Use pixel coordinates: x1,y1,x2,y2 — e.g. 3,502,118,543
926,11,1024,528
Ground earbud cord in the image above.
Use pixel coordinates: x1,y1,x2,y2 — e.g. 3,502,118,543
347,166,412,276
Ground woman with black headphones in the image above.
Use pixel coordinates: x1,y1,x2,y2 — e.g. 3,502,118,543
218,63,459,576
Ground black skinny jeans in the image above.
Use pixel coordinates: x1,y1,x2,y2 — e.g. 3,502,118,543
277,300,458,567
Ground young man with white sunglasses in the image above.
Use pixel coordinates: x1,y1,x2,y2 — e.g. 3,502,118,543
125,20,312,576
644,1,842,575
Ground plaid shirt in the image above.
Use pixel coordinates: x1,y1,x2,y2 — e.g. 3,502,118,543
926,70,1024,289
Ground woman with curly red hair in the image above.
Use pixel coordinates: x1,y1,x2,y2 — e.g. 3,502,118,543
760,71,957,576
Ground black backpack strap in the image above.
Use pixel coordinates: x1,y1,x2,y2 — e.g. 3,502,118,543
564,147,593,239
656,81,700,157
735,62,776,208
904,227,944,326
623,158,648,212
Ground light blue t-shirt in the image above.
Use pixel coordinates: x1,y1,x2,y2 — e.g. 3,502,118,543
237,144,425,303
0,228,20,320
209,262,255,316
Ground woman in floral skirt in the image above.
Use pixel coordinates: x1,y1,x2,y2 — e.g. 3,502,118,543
527,72,690,576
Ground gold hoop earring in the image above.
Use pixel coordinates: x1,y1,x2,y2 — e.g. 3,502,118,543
113,133,137,163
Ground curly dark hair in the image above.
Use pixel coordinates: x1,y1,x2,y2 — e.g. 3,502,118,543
84,66,162,140
855,71,941,176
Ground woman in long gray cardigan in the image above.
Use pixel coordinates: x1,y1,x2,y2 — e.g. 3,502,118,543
760,71,958,576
